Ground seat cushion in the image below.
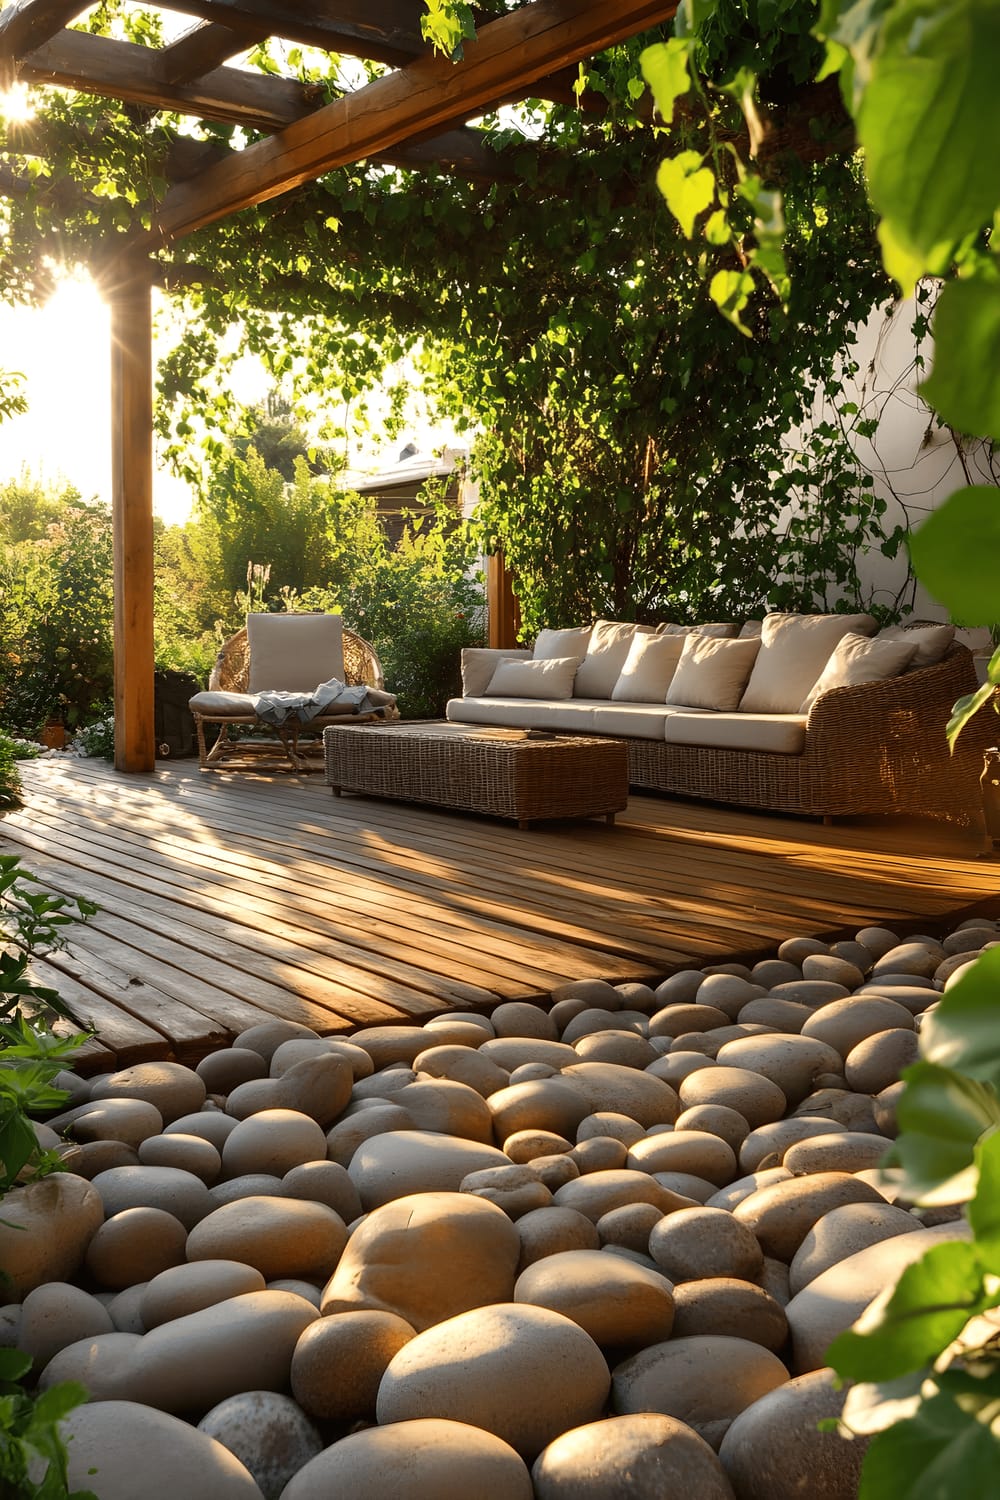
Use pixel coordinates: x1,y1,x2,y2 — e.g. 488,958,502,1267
247,612,345,694
189,691,257,717
665,635,761,711
611,633,686,703
800,631,918,712
447,697,601,733
738,612,877,714
664,711,808,755
484,656,579,700
590,703,674,740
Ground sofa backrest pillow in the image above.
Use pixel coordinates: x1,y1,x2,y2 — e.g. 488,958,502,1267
799,631,919,712
612,633,687,702
666,634,762,711
533,626,592,662
247,612,344,693
461,647,532,697
738,612,877,714
657,622,739,638
575,620,656,698
877,623,955,668
485,656,579,700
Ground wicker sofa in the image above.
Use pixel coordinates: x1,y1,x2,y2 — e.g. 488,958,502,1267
446,616,991,827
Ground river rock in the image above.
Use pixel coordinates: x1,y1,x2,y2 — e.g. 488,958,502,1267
196,1048,269,1094
270,1037,374,1079
791,1088,879,1133
532,1413,736,1499
234,1021,320,1063
165,1112,240,1149
678,1066,786,1129
413,1044,510,1098
674,1104,751,1155
553,1168,695,1222
577,1112,646,1147
187,1196,348,1281
628,1130,737,1187
141,1259,267,1329
733,1172,885,1262
514,1248,674,1349
670,1277,787,1350
60,1399,265,1499
67,1140,141,1178
461,1163,553,1218
561,1009,646,1044
561,1062,680,1128
716,1036,845,1109
291,1307,415,1421
505,1128,573,1162
281,1160,362,1220
800,996,915,1058
739,1117,848,1174
800,954,865,990
492,1001,559,1040
393,1078,494,1141
17,1281,114,1373
138,1133,223,1184
787,1200,923,1297
516,1205,601,1269
719,1368,868,1499
647,1052,718,1088
226,1054,353,1126
575,1032,659,1069
211,1175,287,1206
612,1334,789,1449
596,1201,663,1255
351,1067,416,1101
376,1302,611,1460
321,1190,518,1329
46,1097,165,1150
648,1206,763,1283
221,1110,328,1178
571,1137,628,1174
85,1206,188,1288
348,1128,510,1209
486,1077,591,1142
0,1172,104,1300
90,1062,207,1124
844,1028,921,1094
696,975,768,1018
197,1390,323,1500
39,1331,144,1399
782,1131,891,1177
737,998,813,1034
91,1165,215,1229
282,1418,533,1500
324,1102,415,1166
871,941,943,978
648,1004,733,1039
706,1166,792,1212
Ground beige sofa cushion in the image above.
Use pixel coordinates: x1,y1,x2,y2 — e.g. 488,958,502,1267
575,621,654,698
247,612,344,693
664,711,807,755
657,622,739,638
877,623,955,668
462,647,531,697
738,612,876,714
533,626,592,662
485,656,579,700
447,697,601,733
591,703,674,740
666,634,761,711
800,631,918,713
611,633,686,702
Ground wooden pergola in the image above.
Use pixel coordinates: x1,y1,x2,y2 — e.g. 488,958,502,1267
0,0,679,771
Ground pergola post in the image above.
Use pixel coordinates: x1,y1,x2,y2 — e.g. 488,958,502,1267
110,261,156,772
487,550,521,648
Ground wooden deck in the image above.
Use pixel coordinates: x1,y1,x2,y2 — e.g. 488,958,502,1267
5,755,999,1074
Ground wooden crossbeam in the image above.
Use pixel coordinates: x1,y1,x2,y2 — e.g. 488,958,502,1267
158,19,266,86
152,0,678,242
0,0,90,64
126,0,428,68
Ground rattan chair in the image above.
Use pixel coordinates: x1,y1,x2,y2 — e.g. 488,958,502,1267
190,615,395,771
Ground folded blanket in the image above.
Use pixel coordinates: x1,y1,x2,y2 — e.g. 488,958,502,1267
250,678,396,726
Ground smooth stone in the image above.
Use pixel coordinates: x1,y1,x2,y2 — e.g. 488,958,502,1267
670,1278,787,1351
487,1078,591,1141
531,1154,582,1190
739,1117,848,1174
281,1160,362,1220
648,1004,733,1039
652,1172,718,1204
141,1260,267,1329
935,952,980,984
198,1390,323,1500
187,1195,348,1281
17,1282,114,1373
673,1105,750,1155
571,1137,629,1174
614,982,659,1013
139,1133,222,1184
737,998,813,1034
715,1035,844,1109
612,1334,789,1450
678,1066,786,1129
757,1256,792,1307
165,1112,240,1149
234,1022,321,1063
800,996,915,1058
787,1200,924,1297
0,1172,104,1300
871,941,944,977
646,1053,717,1088
576,1112,646,1147
873,1081,904,1138
291,1308,416,1421
777,938,830,965
505,1128,573,1162
767,981,849,1008
857,976,936,1001
39,1331,144,1399
349,1128,510,1210
782,1131,892,1176
92,1165,215,1229
85,1206,189,1288
942,924,996,955
791,1088,879,1133
706,1167,792,1212
461,1163,553,1218
514,1248,674,1349
648,1206,763,1283
124,1290,319,1414
733,1172,886,1263
596,1201,664,1255
348,1026,438,1068
627,1130,737,1187
90,1062,207,1125
509,1063,560,1083
222,1109,329,1178
351,1068,417,1101
552,979,625,1009
46,1097,165,1150
553,1168,696,1222
532,1413,737,1499
423,1011,496,1035
574,1031,658,1069
751,959,803,988
695,975,768,1019
227,1053,353,1126
377,1302,611,1460
800,954,865,990
211,1175,287,1206
854,926,899,960
653,971,706,1005
492,1001,560,1040
107,1282,148,1333
560,1062,679,1128
321,1190,519,1330
413,1044,510,1098
393,1078,495,1142
281,1418,533,1500
266,1279,322,1306
324,1103,415,1166
845,1028,920,1093
66,1139,141,1178
560,1009,646,1044
517,1205,601,1270
719,1368,867,1499
481,1039,579,1071
270,1037,375,1079
550,998,592,1031
196,1048,269,1094
60,1400,265,1499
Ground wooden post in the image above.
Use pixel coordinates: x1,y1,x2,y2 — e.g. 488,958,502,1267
109,263,156,772
487,550,521,648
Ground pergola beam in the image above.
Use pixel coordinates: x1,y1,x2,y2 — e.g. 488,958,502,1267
152,0,678,243
158,19,266,86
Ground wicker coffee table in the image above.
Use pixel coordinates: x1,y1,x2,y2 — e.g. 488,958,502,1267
323,721,629,828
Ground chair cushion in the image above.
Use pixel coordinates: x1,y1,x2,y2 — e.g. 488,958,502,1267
485,656,579,700
462,647,532,697
533,626,592,662
877,623,955,668
575,621,653,698
799,631,918,713
611,633,686,702
666,634,761,711
664,710,807,754
189,691,257,717
738,612,877,714
247,612,344,694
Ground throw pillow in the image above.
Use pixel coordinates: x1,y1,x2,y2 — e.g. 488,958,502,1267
461,647,531,697
484,656,579,700
247,612,344,694
799,632,919,713
738,612,877,714
666,634,762,711
533,626,592,662
877,623,955,668
611,633,686,702
575,620,652,698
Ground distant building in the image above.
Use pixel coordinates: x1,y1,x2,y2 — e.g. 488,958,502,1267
343,446,471,548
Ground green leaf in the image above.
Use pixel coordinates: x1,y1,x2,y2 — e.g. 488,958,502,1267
968,1130,1000,1254
655,151,716,239
890,1060,1000,1203
704,208,730,245
640,39,692,125
921,279,1000,441
921,950,1000,1091
709,268,756,335
909,486,1000,627
859,0,1000,284
858,1393,1000,1500
0,1347,32,1382
828,1240,993,1382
